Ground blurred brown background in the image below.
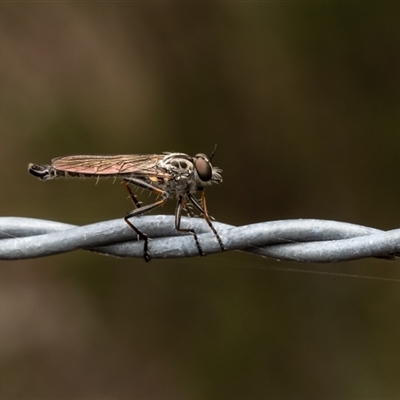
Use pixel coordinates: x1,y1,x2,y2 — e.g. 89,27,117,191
1,3,400,399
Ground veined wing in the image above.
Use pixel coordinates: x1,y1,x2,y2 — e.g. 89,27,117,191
51,154,166,176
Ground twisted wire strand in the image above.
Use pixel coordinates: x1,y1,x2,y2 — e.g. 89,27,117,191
0,216,399,262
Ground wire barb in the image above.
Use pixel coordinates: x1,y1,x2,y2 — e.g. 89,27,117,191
1,216,400,262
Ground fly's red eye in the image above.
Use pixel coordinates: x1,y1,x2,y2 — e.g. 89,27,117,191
194,154,212,181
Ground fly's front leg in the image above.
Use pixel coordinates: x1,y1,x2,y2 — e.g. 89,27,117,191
175,195,205,257
182,199,195,218
188,189,225,252
123,177,167,262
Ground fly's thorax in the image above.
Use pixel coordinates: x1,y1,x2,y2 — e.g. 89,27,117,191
160,154,195,178
159,152,222,190
158,153,196,193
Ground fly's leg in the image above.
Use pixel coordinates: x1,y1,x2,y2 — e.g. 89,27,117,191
188,189,225,252
183,200,195,218
185,207,195,218
175,195,205,257
124,180,142,208
124,199,166,262
123,178,167,262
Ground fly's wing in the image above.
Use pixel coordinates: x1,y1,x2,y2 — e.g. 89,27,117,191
51,154,167,177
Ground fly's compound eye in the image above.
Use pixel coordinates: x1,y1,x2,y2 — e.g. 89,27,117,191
194,153,213,181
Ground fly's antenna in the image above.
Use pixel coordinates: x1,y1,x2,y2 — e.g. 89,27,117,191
209,144,217,161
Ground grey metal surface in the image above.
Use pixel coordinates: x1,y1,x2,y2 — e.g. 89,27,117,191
0,216,398,262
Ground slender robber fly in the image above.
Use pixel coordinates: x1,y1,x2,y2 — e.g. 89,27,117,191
28,148,224,262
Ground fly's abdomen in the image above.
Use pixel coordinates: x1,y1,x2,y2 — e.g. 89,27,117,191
28,163,93,180
28,164,57,180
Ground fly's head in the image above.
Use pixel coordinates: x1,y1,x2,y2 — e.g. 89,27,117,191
193,153,222,186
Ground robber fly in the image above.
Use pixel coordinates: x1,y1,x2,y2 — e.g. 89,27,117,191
28,148,224,261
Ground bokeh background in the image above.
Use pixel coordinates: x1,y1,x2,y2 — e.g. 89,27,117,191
1,3,400,399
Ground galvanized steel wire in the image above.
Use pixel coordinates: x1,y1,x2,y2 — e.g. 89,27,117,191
0,216,399,262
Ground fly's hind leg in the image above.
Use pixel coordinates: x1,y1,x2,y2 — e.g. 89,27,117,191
123,178,167,262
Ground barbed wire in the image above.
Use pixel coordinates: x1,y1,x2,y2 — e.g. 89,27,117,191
1,216,400,262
